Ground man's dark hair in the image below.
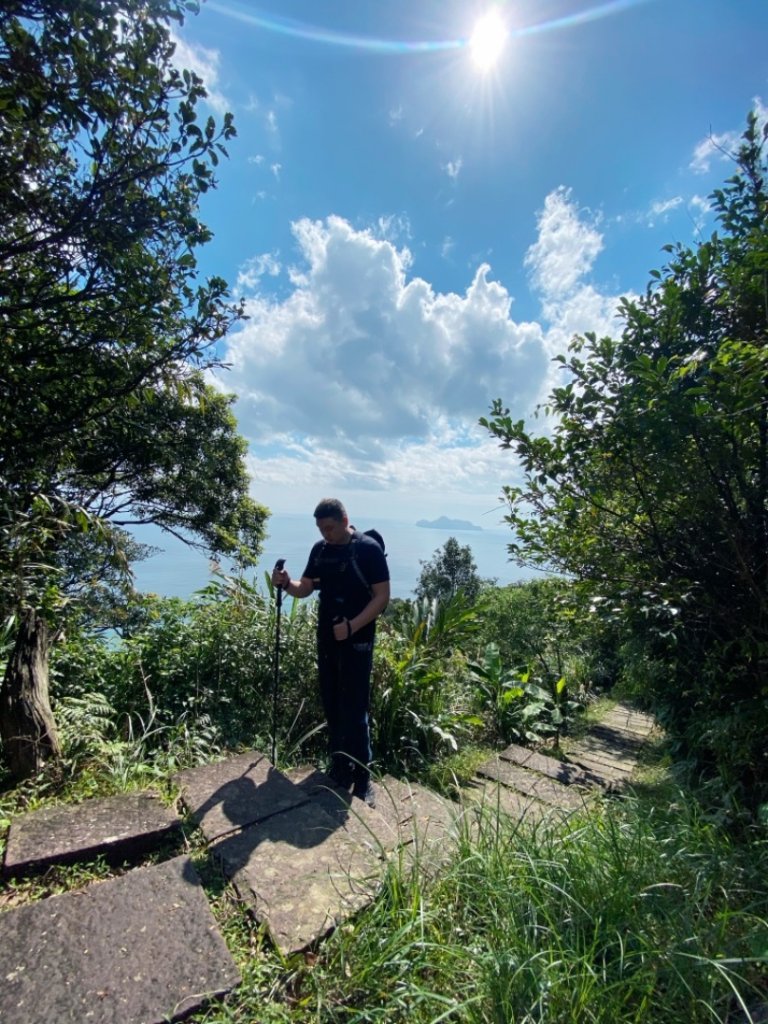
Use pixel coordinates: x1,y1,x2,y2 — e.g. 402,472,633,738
314,497,347,521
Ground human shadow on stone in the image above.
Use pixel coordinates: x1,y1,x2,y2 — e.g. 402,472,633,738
183,760,358,882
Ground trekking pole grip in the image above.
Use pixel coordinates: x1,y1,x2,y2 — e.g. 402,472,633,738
274,558,286,607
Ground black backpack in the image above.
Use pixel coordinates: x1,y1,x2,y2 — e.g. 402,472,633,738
362,528,385,553
349,528,386,597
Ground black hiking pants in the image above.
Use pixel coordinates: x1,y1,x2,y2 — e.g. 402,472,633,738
317,632,373,782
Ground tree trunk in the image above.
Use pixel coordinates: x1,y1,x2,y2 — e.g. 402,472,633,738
0,608,61,780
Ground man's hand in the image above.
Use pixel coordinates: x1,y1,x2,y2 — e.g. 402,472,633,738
333,617,351,642
272,567,290,589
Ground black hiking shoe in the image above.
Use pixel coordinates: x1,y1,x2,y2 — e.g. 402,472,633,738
352,778,376,808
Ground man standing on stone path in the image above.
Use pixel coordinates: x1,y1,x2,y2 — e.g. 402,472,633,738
272,498,390,807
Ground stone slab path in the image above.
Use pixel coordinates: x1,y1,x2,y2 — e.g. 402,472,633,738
0,701,657,1023
177,751,309,841
213,797,380,954
174,759,464,953
0,855,240,1024
3,791,181,878
465,701,658,821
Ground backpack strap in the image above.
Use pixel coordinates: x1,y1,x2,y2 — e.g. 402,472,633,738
348,533,373,598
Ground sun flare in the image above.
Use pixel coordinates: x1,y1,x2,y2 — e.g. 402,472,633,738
469,10,508,71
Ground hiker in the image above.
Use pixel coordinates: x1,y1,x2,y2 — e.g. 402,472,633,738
272,498,390,805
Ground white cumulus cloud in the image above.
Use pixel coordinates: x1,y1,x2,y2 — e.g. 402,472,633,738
221,216,547,458
218,191,625,511
524,188,603,300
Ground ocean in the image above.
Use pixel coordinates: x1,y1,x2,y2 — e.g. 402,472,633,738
130,515,531,601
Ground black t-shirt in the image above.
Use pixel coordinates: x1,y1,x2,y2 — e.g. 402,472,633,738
303,531,389,641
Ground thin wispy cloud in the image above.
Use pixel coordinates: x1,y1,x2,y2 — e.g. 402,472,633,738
688,194,711,233
688,98,767,174
376,214,412,243
650,196,683,219
444,157,463,181
236,252,282,292
689,130,739,175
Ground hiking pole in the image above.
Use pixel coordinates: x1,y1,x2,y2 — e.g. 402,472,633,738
271,558,285,766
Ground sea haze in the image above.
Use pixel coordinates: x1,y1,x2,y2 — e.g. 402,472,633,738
130,515,532,601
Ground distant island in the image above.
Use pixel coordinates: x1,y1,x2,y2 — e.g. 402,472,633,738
416,516,482,532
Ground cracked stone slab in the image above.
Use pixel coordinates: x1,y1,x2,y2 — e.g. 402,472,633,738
286,769,464,850
477,757,592,810
0,855,240,1024
566,752,635,781
285,767,401,858
462,779,547,825
375,777,466,875
379,776,464,848
212,799,382,954
175,751,308,841
285,769,465,877
602,705,657,735
3,792,181,878
498,743,612,789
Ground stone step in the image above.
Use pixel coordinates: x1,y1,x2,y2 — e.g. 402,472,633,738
3,791,181,878
290,769,467,875
476,756,593,810
469,702,661,821
585,724,646,751
175,750,309,842
212,797,381,955
602,703,657,735
462,778,549,825
561,705,658,784
498,742,614,789
174,753,469,953
0,855,240,1024
566,752,634,782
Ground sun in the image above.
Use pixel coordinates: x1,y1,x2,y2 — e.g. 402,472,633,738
469,10,508,72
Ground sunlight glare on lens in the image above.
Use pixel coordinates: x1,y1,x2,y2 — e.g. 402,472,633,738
469,10,508,71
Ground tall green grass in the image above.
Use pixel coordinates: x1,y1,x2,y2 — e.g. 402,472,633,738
188,780,768,1023
301,786,767,1023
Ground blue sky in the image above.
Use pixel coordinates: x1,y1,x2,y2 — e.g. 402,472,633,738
172,0,767,528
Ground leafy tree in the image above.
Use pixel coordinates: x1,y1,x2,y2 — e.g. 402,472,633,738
480,578,622,693
415,536,483,603
482,114,768,809
0,0,268,779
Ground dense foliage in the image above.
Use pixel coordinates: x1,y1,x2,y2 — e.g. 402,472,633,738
483,114,768,811
0,0,267,777
28,577,592,796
